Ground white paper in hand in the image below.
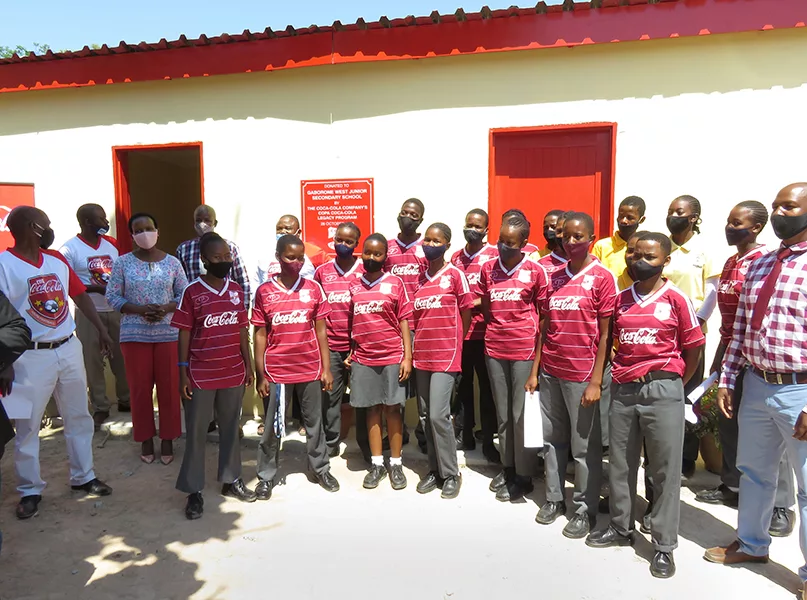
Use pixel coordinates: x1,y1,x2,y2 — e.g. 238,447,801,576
687,372,718,403
523,391,544,448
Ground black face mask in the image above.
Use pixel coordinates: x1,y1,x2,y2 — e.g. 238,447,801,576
205,261,233,279
397,216,421,234
463,228,485,244
724,226,752,247
362,258,384,273
543,228,558,244
497,242,522,262
632,259,664,282
771,213,807,241
37,227,55,250
666,215,691,235
618,223,639,241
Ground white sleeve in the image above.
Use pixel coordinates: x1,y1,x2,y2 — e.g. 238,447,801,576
696,276,719,321
302,256,315,280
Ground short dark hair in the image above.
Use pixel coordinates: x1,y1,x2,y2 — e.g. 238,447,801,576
628,229,650,242
674,195,702,233
620,196,646,217
735,200,769,229
502,208,527,221
466,208,489,226
427,222,452,243
199,232,227,259
503,215,530,243
337,221,362,240
76,203,103,224
365,232,389,253
402,198,425,217
563,211,595,237
128,212,157,233
638,231,672,257
276,233,304,255
545,209,564,220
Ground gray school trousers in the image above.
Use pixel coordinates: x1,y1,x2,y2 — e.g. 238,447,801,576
609,377,684,553
540,370,603,517
176,385,244,494
322,350,350,450
417,370,459,479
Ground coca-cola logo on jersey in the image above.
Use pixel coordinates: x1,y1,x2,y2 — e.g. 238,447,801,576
489,289,521,302
390,264,421,276
718,281,739,295
619,328,660,345
549,296,582,311
414,295,442,311
27,274,68,328
354,300,384,314
203,311,239,328
87,255,113,286
272,310,309,326
327,291,351,304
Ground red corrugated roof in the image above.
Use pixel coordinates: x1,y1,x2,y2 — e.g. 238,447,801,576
0,0,803,94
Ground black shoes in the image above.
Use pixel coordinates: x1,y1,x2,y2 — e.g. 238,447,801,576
417,471,442,494
650,551,676,579
185,492,204,520
562,514,594,539
16,495,41,520
221,479,257,503
255,480,274,501
441,475,461,499
92,411,109,430
535,501,567,525
640,504,652,534
390,464,407,490
695,484,739,508
71,478,113,497
482,443,501,464
327,446,341,458
769,507,795,537
681,460,696,480
489,469,509,493
456,436,476,451
496,477,533,502
317,471,340,493
117,403,131,413
585,525,635,548
363,465,388,489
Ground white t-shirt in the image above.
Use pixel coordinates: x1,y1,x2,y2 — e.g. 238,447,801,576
0,249,86,342
59,235,119,312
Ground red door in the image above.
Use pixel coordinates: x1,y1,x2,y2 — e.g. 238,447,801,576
0,183,35,251
489,124,615,248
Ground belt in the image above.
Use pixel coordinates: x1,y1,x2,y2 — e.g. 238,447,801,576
630,371,680,384
29,334,72,350
751,366,807,385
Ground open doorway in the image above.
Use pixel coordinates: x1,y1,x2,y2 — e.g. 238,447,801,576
113,143,204,253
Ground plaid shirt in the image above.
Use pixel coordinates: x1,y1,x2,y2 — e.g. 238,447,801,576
720,240,807,389
176,237,251,309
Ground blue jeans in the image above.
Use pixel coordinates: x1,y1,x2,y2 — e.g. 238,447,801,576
737,371,807,580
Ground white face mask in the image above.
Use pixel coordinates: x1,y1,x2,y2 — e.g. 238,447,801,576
133,231,159,250
195,222,213,236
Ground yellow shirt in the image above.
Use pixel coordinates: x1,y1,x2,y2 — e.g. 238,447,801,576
537,247,551,258
616,269,634,291
663,232,721,312
592,231,628,278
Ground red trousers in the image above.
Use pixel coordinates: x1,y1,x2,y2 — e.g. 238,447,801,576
120,342,181,442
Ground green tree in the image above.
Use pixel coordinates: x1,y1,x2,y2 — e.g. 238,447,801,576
0,42,100,58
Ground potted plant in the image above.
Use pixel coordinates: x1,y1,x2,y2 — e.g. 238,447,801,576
691,384,722,474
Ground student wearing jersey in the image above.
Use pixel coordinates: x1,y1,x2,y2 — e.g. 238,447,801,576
252,215,317,291
694,201,795,536
616,231,648,291
313,222,370,461
0,207,114,520
450,209,499,462
172,233,256,519
536,209,564,258
386,198,429,451
60,203,129,426
480,214,549,502
530,212,617,539
532,211,569,275
413,224,474,499
251,235,339,499
503,208,540,255
592,196,647,279
586,232,704,580
349,234,413,491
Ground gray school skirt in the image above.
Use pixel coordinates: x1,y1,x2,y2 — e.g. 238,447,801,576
349,362,407,408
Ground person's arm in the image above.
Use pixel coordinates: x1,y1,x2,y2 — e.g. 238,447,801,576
0,292,32,396
460,309,472,339
73,293,114,356
315,319,333,391
717,279,751,418
696,276,719,331
159,261,188,315
581,315,611,407
399,319,412,382
106,258,146,316
230,244,252,310
525,317,547,393
240,327,254,388
253,326,270,398
709,341,728,376
178,328,192,401
682,346,702,386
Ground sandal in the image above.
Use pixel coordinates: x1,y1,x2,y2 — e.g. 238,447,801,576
257,423,265,436
160,455,174,466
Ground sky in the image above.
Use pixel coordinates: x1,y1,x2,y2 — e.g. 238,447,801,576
1,1,564,53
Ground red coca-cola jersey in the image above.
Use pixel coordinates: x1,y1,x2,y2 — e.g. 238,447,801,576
538,251,569,284
251,276,331,384
349,273,412,367
385,237,428,307
542,261,618,382
172,279,249,390
717,245,767,346
479,256,549,362
612,280,705,384
314,258,364,352
412,265,475,372
450,244,499,341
